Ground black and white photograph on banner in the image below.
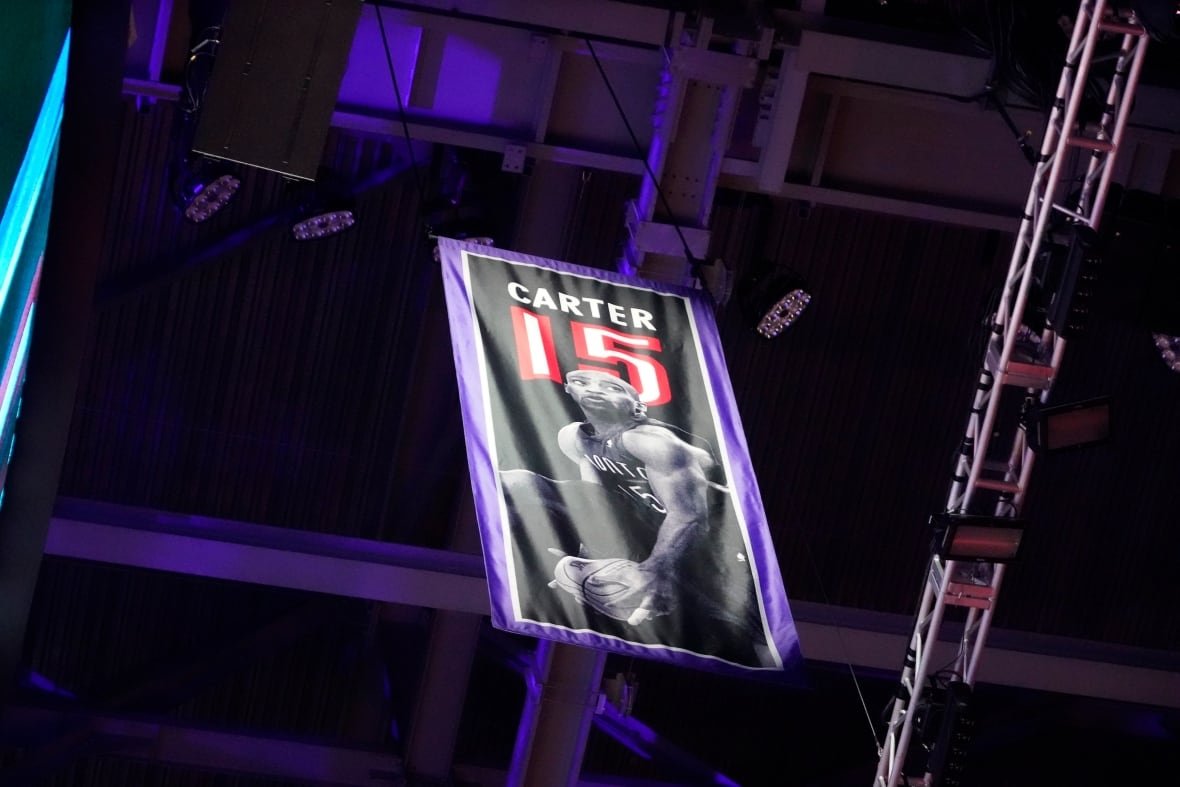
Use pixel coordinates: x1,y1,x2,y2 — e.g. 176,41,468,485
440,237,800,673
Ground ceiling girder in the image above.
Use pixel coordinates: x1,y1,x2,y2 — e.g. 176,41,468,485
46,498,1180,710
122,0,1176,237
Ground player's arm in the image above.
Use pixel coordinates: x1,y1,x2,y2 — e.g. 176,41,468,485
558,422,601,484
619,428,711,620
630,430,710,568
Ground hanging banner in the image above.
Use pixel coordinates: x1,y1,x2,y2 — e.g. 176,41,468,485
440,238,800,673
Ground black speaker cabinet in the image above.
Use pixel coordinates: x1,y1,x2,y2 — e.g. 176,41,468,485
193,0,363,181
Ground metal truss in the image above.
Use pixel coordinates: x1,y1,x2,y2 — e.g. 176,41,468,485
874,2,1151,785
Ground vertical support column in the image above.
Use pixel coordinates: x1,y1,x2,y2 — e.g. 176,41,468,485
404,608,483,782
622,19,762,287
135,0,175,111
512,160,588,261
404,492,484,783
509,641,606,787
754,47,809,194
501,152,616,787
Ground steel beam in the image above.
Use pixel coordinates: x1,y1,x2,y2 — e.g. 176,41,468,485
621,24,758,285
44,499,1180,709
46,498,490,615
122,0,1180,236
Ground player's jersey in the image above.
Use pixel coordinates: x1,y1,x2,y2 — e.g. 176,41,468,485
573,418,728,522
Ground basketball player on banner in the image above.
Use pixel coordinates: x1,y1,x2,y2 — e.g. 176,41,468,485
502,369,773,667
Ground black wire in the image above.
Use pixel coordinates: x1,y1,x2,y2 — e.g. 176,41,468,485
983,88,1037,166
582,38,707,290
375,4,428,211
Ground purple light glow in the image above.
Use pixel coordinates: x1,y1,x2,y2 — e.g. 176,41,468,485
593,705,741,785
431,37,501,124
338,9,421,109
24,669,76,699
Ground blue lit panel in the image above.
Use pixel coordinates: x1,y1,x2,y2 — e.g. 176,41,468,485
0,30,69,509
0,31,68,307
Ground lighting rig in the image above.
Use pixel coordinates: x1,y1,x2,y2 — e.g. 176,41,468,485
873,2,1152,785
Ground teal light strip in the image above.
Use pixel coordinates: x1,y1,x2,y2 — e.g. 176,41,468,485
0,301,36,451
0,29,69,311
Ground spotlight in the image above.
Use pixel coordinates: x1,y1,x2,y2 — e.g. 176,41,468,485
1026,395,1111,452
930,513,1026,563
292,207,356,241
1153,333,1180,373
740,271,812,339
291,174,356,241
756,288,811,338
172,158,241,223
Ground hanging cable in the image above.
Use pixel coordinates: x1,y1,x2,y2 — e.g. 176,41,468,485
582,37,708,291
375,4,428,210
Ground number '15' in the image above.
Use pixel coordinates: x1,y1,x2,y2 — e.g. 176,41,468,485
510,307,671,406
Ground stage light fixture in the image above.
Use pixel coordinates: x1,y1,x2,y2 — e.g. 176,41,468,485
740,271,812,339
925,680,974,787
291,175,356,242
172,158,240,224
931,513,1026,563
1027,395,1111,452
1153,333,1180,373
292,207,356,241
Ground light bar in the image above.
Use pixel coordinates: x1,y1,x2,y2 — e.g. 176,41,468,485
183,173,241,223
756,288,812,339
292,209,355,241
739,268,813,340
1153,333,1180,373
